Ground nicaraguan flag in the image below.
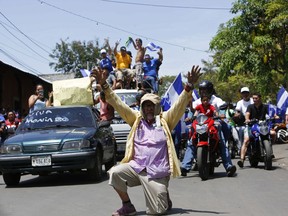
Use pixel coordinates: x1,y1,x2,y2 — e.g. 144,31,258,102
161,73,186,141
277,86,288,118
268,103,277,117
192,89,200,101
80,69,91,77
146,42,162,52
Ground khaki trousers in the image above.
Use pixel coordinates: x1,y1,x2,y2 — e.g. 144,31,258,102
108,163,170,215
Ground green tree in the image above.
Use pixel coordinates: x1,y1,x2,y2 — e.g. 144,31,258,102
209,0,288,102
49,39,101,77
158,75,177,97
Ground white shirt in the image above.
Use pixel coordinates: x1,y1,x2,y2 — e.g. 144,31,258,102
193,95,225,112
235,98,253,115
286,107,288,115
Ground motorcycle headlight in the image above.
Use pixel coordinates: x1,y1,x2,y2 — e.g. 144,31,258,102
196,124,208,135
1,144,22,154
259,126,269,135
62,140,90,151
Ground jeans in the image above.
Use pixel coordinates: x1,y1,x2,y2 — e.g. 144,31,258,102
180,120,234,171
181,138,197,171
236,125,245,149
144,76,158,93
217,121,234,170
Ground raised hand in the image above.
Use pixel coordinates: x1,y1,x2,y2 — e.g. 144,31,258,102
187,65,202,84
91,67,106,85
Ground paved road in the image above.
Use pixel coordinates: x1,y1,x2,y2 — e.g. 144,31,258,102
0,143,288,216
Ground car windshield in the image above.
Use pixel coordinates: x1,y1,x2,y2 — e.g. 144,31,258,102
115,92,137,118
18,107,94,130
117,92,137,106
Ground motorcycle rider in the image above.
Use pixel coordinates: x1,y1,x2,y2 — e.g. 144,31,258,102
233,87,253,153
181,80,237,177
237,92,276,168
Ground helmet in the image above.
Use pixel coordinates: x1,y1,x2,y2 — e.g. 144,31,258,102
199,80,214,98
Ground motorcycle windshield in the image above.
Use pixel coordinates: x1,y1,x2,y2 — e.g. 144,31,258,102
196,113,208,125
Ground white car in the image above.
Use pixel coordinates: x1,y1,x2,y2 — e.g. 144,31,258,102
94,89,138,158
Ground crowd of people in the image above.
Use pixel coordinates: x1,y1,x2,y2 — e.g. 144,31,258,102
0,83,54,144
1,37,288,216
0,108,22,144
97,38,162,94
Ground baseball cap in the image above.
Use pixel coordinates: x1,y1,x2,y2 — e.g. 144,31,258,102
100,49,106,54
120,46,126,51
240,87,250,93
144,54,150,59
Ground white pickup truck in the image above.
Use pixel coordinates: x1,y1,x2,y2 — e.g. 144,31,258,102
94,89,138,158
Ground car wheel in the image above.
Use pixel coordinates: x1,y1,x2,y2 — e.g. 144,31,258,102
3,173,21,186
87,150,102,181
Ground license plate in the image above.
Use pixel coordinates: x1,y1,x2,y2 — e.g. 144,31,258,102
31,155,51,167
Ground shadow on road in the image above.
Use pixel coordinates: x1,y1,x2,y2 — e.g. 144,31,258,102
135,208,228,215
169,208,228,215
178,171,237,180
6,171,109,188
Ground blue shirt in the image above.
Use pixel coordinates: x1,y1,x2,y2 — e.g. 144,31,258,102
100,57,113,73
143,59,160,78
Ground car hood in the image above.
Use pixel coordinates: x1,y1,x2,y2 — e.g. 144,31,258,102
5,127,96,145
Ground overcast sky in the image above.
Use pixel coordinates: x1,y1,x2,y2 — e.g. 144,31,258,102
0,0,235,77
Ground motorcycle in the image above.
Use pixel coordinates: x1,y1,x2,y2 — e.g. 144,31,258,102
218,103,239,159
274,123,288,144
248,118,273,170
191,113,221,180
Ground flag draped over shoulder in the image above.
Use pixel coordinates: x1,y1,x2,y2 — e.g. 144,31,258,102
80,69,91,77
277,86,288,118
161,73,186,137
145,42,162,52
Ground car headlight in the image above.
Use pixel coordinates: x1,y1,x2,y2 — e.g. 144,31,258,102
62,140,90,151
1,144,22,154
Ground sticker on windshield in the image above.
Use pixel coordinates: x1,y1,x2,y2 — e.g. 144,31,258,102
55,116,69,122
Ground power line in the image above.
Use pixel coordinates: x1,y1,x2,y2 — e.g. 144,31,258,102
0,48,43,75
0,40,47,64
0,11,52,55
100,0,231,10
0,19,53,52
0,22,51,62
38,0,209,53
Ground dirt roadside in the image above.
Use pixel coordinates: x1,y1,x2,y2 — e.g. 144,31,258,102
273,142,288,170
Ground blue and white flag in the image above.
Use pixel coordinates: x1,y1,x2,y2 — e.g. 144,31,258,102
145,42,162,52
161,73,186,141
80,69,91,77
268,103,277,118
192,89,200,101
277,86,288,118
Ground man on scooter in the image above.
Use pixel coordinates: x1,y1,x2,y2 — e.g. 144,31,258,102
237,92,276,168
234,87,253,154
181,80,237,177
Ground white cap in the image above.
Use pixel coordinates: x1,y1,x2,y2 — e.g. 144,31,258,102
100,49,106,54
240,87,250,93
